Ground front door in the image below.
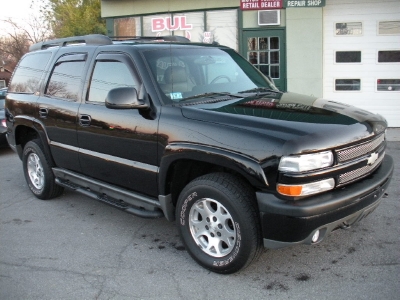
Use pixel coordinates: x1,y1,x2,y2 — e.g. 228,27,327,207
77,52,159,198
242,29,286,91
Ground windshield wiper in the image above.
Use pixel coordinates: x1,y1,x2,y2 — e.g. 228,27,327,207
238,87,279,94
181,92,242,101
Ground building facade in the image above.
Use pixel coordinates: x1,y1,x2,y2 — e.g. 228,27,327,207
101,0,400,127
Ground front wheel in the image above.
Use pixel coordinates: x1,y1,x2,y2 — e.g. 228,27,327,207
22,139,63,200
176,173,262,274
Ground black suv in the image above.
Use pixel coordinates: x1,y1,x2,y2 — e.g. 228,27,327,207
5,34,394,274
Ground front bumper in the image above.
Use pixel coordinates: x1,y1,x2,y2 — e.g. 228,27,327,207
256,155,394,249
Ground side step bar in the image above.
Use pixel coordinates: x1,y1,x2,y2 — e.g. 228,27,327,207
53,168,164,219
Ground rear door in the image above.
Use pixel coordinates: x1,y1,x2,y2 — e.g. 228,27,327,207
77,52,159,197
37,52,89,172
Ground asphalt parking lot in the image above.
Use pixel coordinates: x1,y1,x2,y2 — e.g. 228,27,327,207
1,142,399,300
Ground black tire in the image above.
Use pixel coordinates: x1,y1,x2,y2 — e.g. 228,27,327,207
176,172,262,274
22,139,64,200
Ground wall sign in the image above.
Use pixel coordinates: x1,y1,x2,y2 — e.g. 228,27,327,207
240,0,283,10
284,0,326,8
151,16,193,32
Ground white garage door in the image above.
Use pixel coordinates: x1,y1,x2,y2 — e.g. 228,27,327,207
323,0,400,127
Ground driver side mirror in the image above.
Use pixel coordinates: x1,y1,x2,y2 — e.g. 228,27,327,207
105,87,148,109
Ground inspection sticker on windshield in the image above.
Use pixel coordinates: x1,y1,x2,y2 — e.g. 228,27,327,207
170,92,183,100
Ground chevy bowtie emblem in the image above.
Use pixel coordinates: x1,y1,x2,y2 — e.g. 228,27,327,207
367,152,379,166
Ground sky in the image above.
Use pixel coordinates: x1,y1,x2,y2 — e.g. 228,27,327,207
0,0,37,20
0,0,41,34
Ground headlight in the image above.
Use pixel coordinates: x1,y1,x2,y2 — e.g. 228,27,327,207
278,151,334,172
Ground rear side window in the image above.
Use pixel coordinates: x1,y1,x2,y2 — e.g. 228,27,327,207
8,52,52,93
45,54,86,101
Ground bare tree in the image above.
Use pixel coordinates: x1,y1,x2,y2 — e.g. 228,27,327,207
0,16,53,71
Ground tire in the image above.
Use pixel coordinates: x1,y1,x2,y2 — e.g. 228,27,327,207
22,139,64,200
176,172,262,274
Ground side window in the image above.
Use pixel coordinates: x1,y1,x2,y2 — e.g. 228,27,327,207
8,52,52,93
45,57,85,101
88,61,137,103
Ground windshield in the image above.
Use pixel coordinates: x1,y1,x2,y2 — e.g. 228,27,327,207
143,47,277,104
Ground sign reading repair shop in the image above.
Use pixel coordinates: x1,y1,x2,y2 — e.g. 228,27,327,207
284,0,326,7
240,0,283,10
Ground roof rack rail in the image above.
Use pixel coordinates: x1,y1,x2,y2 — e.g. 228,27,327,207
29,34,113,52
110,35,190,43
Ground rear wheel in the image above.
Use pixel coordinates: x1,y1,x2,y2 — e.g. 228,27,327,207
176,173,262,274
22,139,63,199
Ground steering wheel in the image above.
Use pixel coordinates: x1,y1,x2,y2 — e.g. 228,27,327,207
210,75,231,84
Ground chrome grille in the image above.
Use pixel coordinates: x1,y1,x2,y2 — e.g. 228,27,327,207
336,134,385,163
338,152,385,185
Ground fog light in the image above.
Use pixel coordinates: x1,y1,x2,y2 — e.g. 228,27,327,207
312,230,320,243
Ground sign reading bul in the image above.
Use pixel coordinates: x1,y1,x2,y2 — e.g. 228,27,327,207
285,0,325,7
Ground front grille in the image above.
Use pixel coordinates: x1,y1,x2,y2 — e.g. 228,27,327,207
336,134,385,163
338,152,385,185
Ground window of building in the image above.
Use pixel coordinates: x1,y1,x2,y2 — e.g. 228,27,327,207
142,12,204,43
378,21,400,35
0,80,5,89
206,10,238,50
45,60,85,100
247,36,280,78
88,61,137,103
114,17,141,37
171,12,204,43
335,79,361,91
8,52,52,93
123,9,238,51
335,22,362,36
335,51,361,63
378,50,400,63
377,79,400,92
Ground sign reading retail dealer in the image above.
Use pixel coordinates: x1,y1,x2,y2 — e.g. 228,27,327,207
284,0,325,7
151,16,193,32
240,0,282,10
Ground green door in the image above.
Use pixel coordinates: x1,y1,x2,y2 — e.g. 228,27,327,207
242,29,286,91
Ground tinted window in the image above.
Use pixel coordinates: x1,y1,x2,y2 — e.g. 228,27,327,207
88,61,137,103
377,79,400,91
8,52,52,93
45,61,85,101
335,79,361,91
378,51,400,63
336,51,361,63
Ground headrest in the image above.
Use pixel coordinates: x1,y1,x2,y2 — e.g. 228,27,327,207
164,66,187,84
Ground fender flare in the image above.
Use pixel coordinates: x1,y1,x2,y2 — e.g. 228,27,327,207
13,116,53,163
158,142,269,196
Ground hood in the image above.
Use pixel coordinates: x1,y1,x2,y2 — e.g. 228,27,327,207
181,92,387,155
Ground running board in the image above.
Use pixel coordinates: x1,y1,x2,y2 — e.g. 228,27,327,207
53,168,164,219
